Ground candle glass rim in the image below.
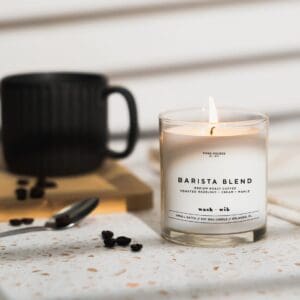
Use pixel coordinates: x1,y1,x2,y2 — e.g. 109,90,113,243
159,106,269,127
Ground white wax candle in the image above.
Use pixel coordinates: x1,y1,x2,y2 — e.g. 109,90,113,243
161,124,267,235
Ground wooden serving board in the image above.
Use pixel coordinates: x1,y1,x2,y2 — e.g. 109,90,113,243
0,160,153,221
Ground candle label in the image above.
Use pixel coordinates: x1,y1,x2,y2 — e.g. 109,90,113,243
162,134,267,234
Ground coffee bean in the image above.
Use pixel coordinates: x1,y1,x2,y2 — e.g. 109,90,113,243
30,186,44,199
17,179,29,186
116,236,131,247
15,188,27,201
21,218,34,225
104,238,116,248
36,178,57,189
43,181,57,188
9,219,22,226
130,244,143,252
101,230,114,240
55,214,71,228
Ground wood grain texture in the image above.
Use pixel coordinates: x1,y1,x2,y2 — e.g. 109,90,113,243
0,160,153,221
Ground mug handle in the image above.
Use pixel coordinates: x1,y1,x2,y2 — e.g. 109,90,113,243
103,86,139,159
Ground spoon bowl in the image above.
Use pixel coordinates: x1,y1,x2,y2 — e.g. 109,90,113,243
45,197,99,229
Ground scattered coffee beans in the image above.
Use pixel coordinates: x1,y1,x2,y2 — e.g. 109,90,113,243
14,176,56,202
17,179,29,186
15,188,27,201
9,218,35,226
104,238,116,248
9,219,22,226
21,218,34,225
130,243,143,252
116,236,131,247
102,230,114,240
55,214,71,228
101,230,143,252
30,186,45,199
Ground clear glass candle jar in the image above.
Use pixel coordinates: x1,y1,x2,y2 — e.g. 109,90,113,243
159,107,269,247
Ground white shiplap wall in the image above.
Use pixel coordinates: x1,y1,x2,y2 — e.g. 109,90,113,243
0,0,300,132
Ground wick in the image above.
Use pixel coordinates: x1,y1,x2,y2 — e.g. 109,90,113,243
210,126,216,136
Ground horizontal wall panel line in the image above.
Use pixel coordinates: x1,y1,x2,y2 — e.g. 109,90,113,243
0,0,295,32
106,48,300,81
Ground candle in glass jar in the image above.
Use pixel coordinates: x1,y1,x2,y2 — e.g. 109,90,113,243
160,99,268,246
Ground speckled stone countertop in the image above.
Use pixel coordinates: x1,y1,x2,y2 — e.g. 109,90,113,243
0,139,300,300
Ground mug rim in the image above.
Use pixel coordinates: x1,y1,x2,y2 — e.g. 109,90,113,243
1,72,108,85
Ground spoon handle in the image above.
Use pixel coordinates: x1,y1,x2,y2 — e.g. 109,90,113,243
0,226,47,238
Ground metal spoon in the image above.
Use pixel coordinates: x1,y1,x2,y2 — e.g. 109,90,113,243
0,197,99,238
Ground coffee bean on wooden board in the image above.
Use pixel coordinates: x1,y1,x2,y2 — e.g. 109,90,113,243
43,181,57,188
30,186,45,199
17,179,29,186
116,236,132,247
15,188,27,201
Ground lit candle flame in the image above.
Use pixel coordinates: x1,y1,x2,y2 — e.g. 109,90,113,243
208,97,218,135
209,96,218,123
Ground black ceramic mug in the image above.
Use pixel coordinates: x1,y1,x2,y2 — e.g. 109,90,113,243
1,72,138,176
